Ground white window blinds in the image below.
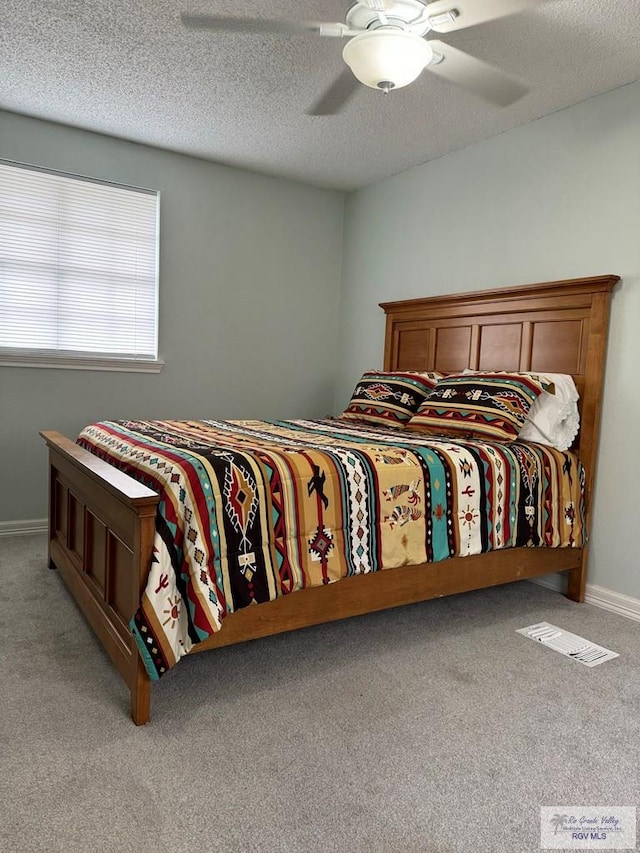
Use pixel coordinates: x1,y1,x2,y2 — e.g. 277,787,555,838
0,160,159,366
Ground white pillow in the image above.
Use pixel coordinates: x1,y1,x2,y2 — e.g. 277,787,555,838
517,373,580,451
462,369,580,450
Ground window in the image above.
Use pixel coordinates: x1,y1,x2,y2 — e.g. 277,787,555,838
0,160,160,371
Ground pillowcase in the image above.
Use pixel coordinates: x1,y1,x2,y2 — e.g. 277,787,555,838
340,370,442,427
407,372,551,441
518,372,580,451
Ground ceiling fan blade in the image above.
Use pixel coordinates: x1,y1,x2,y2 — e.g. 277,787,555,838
425,0,551,33
180,14,321,35
427,41,528,106
307,69,361,116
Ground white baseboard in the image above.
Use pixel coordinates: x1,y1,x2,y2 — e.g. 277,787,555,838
529,573,640,623
584,583,640,623
0,518,48,537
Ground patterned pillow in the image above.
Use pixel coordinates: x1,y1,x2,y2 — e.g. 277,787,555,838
407,372,552,441
340,371,442,427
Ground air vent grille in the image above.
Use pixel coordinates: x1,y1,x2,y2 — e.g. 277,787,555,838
516,622,618,667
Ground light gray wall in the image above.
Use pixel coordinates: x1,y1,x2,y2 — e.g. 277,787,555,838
0,111,345,522
338,80,640,599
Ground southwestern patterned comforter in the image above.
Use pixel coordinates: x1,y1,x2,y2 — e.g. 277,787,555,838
78,418,585,679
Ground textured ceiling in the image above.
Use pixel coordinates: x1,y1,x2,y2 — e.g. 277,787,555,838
1,1,640,190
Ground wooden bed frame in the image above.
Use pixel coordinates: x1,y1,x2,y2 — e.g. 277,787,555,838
40,274,619,724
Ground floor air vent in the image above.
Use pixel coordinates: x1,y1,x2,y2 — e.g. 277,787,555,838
516,622,619,667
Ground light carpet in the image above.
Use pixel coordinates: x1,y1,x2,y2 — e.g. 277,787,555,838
1,534,638,853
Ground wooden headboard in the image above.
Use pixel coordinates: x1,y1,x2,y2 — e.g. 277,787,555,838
380,275,619,515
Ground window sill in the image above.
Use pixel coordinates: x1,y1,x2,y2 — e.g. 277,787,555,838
0,354,164,373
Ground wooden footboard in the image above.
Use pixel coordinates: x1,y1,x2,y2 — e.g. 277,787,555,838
40,431,159,725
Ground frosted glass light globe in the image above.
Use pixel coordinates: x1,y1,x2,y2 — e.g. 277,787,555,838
342,30,433,91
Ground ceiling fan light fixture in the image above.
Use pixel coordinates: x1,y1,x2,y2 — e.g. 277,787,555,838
342,30,433,92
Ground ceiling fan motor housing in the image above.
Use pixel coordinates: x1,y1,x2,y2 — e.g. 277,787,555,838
346,0,433,35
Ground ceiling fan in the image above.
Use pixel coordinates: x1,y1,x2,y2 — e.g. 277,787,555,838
181,0,553,115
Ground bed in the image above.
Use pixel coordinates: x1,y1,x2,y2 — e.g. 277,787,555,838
40,274,619,724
